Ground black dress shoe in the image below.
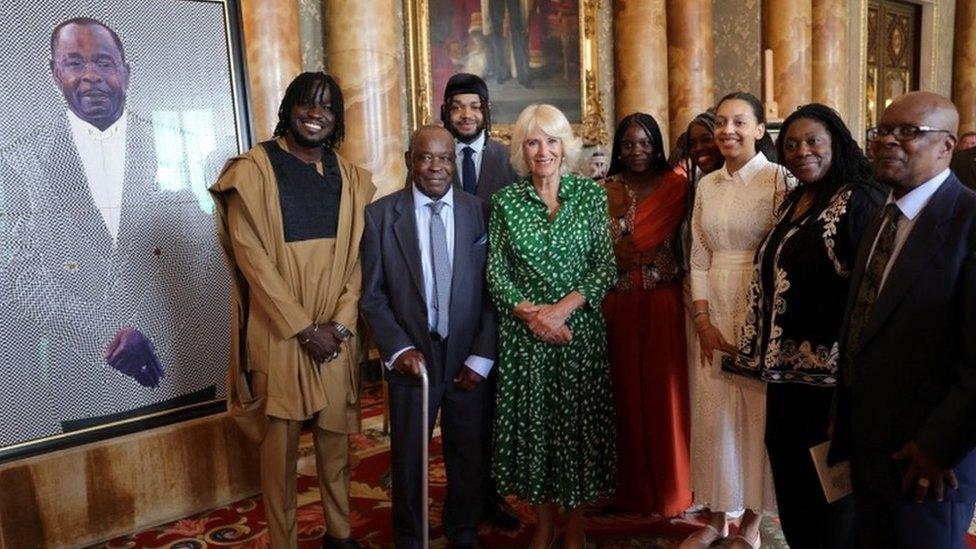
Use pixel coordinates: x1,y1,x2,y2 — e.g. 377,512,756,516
322,534,360,549
483,497,519,530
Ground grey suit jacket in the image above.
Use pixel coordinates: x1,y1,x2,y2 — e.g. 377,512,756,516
951,147,976,191
451,137,517,201
359,186,496,386
830,174,976,501
0,114,227,445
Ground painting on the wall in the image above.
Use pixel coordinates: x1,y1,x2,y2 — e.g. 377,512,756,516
405,0,607,144
0,0,250,461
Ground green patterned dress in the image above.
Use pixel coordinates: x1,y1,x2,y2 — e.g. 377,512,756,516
487,173,618,507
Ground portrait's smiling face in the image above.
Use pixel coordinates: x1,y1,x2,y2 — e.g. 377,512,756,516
51,23,129,131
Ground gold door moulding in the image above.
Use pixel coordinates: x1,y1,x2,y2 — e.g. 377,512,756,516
404,0,608,146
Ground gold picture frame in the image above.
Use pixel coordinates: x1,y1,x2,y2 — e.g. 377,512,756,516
403,0,608,146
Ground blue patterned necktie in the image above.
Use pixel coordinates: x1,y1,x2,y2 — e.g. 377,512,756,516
428,201,452,338
462,146,477,195
846,203,901,359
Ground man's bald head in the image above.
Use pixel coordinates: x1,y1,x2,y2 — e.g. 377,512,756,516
408,125,455,153
871,91,958,195
405,125,456,199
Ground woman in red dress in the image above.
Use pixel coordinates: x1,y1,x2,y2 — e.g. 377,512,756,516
602,112,692,516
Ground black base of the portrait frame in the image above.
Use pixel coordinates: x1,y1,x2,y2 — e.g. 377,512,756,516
0,386,223,464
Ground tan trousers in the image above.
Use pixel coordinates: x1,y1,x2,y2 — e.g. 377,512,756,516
260,416,351,549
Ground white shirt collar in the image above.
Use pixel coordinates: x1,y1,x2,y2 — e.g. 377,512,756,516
412,183,454,210
66,109,127,140
456,130,486,155
889,168,951,221
718,151,767,183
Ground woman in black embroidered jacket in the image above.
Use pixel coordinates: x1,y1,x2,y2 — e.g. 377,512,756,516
732,104,885,549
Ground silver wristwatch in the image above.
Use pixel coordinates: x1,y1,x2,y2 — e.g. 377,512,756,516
331,321,353,341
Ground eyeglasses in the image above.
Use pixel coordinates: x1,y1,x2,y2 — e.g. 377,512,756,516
866,125,952,142
56,58,121,77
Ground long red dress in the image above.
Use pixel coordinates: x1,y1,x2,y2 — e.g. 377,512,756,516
601,171,692,517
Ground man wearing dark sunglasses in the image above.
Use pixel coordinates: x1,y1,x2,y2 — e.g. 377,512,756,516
830,91,976,548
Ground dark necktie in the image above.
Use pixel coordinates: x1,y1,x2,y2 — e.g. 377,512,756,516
461,146,477,195
428,201,451,338
846,203,901,358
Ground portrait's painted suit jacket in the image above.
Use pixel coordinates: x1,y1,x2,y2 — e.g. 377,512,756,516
0,113,226,446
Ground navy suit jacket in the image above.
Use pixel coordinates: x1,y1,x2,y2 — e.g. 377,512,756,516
359,186,496,386
830,174,976,502
450,137,517,201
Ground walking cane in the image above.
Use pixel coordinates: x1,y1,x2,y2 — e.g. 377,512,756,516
419,363,430,549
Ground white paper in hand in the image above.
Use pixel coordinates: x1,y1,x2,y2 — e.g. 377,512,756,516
810,440,853,503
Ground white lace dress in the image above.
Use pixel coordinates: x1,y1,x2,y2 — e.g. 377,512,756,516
688,152,791,513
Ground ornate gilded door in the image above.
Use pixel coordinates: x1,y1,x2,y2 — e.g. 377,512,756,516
865,0,920,128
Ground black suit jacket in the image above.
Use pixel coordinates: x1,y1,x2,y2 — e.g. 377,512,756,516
359,187,496,386
951,147,976,191
830,174,976,501
451,137,517,201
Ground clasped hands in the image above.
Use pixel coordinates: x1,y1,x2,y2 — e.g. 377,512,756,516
515,300,572,345
298,322,349,364
392,349,483,391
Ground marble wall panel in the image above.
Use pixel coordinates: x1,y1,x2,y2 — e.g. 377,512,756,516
667,0,715,149
323,0,406,198
614,0,671,144
241,0,304,141
763,0,812,116
954,0,976,133
813,0,848,117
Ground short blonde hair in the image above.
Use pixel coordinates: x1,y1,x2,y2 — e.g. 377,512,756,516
509,104,582,178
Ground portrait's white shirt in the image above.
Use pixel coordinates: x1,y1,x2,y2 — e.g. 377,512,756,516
67,109,128,243
870,168,951,290
454,129,486,183
385,184,493,378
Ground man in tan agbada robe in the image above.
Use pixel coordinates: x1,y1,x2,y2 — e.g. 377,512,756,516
210,73,375,549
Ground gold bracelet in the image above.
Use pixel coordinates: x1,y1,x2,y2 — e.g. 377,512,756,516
693,310,709,319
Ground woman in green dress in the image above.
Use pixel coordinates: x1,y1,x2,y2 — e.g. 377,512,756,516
488,104,617,549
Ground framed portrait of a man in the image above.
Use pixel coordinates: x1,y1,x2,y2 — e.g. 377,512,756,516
0,0,250,461
405,0,608,144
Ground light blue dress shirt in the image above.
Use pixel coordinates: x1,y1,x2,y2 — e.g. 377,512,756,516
385,184,494,378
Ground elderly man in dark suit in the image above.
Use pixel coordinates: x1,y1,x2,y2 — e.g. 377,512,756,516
829,91,976,548
439,72,519,530
360,125,496,549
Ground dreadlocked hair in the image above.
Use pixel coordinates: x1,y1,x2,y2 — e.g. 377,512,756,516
607,112,672,177
272,72,345,148
775,103,883,216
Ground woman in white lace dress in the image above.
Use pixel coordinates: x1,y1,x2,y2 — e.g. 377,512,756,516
680,92,792,549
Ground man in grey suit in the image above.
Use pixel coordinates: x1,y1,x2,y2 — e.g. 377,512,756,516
0,18,222,446
829,92,976,548
440,73,517,202
360,126,496,549
440,72,519,529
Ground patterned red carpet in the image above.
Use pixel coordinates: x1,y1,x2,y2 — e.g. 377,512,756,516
96,383,976,549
